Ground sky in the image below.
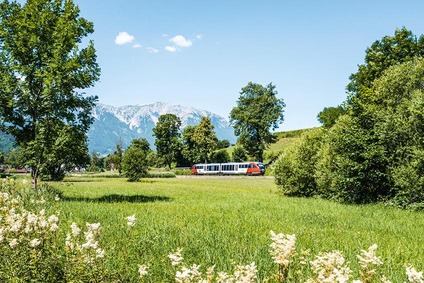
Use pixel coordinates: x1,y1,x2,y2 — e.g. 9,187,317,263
71,0,424,131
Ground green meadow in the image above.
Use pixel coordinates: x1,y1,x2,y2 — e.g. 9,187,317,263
51,175,424,282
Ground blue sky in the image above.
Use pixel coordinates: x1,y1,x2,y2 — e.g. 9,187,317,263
73,0,424,131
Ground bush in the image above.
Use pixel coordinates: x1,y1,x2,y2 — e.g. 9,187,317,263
274,128,324,197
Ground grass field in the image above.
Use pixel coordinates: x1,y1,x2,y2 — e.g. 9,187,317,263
50,175,423,282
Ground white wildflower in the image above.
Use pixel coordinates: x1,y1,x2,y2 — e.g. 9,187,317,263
138,264,149,278
96,248,105,258
357,244,383,268
48,214,59,224
175,264,203,283
9,238,18,248
126,214,136,227
234,262,258,282
29,238,41,248
70,222,81,237
54,195,60,201
406,266,424,283
216,271,233,283
310,250,352,283
50,223,59,232
269,230,296,267
381,275,392,283
357,244,383,280
168,248,184,266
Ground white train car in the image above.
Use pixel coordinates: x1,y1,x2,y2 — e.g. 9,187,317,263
191,162,265,175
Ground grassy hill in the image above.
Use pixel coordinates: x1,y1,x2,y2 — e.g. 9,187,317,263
226,128,315,164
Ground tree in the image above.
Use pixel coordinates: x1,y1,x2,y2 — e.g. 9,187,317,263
230,82,285,162
41,123,90,180
86,151,103,172
210,149,230,163
4,147,26,168
180,118,218,164
232,146,247,162
153,114,181,169
192,116,218,163
104,143,123,174
122,138,151,182
181,125,197,164
0,0,100,188
347,27,424,104
317,105,346,128
216,139,231,149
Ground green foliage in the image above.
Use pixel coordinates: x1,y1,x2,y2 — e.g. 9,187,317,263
230,82,285,162
41,124,91,181
232,146,248,162
121,138,150,182
181,117,218,164
347,27,424,95
317,105,346,128
153,114,182,169
274,128,324,197
210,149,231,163
4,146,26,168
104,143,124,175
315,115,390,203
216,139,231,149
0,0,100,188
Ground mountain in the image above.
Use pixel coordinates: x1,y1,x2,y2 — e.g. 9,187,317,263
88,102,237,155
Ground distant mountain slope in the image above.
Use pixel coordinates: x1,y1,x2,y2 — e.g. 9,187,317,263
88,102,236,155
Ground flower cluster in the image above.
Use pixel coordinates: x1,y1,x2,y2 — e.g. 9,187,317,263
269,230,296,267
0,191,60,250
126,214,136,227
406,266,424,283
357,244,383,282
308,250,352,283
169,248,257,283
65,222,105,263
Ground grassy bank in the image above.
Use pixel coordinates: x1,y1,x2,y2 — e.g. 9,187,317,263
50,176,423,282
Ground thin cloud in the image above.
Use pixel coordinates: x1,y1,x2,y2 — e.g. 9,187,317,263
165,46,177,52
147,47,159,53
170,35,192,47
133,43,142,49
115,31,135,45
196,34,203,40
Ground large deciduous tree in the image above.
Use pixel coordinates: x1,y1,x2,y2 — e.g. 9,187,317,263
192,116,218,163
230,82,285,163
0,0,100,188
347,27,424,106
153,114,181,169
181,117,218,164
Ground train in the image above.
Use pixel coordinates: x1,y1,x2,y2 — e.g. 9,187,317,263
191,162,265,175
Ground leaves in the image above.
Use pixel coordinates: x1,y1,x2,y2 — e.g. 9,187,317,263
230,82,285,162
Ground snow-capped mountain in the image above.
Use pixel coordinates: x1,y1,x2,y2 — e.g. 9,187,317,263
88,102,236,155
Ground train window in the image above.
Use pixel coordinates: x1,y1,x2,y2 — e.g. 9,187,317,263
207,165,219,171
222,165,234,171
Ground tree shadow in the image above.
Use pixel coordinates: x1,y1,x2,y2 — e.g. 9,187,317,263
62,194,172,203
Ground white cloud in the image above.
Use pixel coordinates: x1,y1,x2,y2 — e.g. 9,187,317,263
196,34,203,40
170,35,192,47
133,43,142,48
115,31,135,45
165,46,177,52
147,47,159,53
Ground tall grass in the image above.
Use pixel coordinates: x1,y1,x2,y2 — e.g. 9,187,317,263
49,176,424,282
